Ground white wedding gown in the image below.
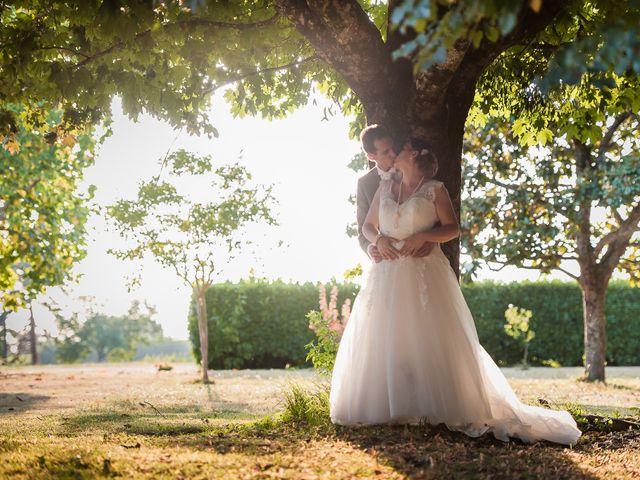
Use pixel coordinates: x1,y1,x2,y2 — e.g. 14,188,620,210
330,179,581,445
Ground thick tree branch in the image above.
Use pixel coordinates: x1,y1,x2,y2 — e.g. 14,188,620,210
611,206,624,225
598,201,640,275
597,111,633,162
274,0,409,126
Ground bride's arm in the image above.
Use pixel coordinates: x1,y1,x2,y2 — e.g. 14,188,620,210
425,183,460,241
363,186,399,260
399,183,459,255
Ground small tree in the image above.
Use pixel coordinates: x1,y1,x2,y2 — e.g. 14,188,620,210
504,304,535,368
108,150,277,383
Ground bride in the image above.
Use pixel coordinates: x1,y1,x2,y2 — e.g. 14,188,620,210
329,138,581,445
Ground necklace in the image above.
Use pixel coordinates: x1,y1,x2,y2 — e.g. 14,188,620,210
394,175,425,227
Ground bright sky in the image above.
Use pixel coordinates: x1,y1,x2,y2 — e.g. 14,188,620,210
8,91,575,341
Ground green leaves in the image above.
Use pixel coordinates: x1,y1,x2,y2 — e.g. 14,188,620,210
108,149,278,288
462,92,640,284
0,1,313,139
390,0,526,70
0,104,96,310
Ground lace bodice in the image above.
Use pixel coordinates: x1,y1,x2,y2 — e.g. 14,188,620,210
379,178,442,240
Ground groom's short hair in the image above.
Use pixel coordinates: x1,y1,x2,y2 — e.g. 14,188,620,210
360,124,391,154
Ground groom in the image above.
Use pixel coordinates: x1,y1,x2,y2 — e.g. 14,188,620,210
357,124,435,262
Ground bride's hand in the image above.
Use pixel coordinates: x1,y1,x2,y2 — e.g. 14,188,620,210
398,234,425,257
376,235,400,260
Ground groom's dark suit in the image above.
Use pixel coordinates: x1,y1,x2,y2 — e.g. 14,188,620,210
356,167,381,255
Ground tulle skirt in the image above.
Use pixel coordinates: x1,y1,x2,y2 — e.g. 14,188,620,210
329,247,581,445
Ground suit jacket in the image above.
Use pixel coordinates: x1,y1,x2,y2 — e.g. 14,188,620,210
356,168,381,255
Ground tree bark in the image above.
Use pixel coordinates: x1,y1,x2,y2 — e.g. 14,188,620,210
276,0,567,277
195,285,211,384
581,278,607,382
29,305,38,365
574,139,609,382
0,311,8,363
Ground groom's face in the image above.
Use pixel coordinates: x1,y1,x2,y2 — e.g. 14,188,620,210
369,137,396,172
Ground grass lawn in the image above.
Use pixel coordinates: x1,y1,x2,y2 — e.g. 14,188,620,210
1,362,639,479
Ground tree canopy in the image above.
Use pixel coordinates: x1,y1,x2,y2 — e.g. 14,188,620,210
0,105,96,310
0,1,637,137
463,75,640,281
2,0,639,274
461,72,640,381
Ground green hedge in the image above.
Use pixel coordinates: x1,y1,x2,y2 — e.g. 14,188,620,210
188,279,640,369
188,279,359,369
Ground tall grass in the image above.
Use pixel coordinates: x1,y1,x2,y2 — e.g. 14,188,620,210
281,382,332,427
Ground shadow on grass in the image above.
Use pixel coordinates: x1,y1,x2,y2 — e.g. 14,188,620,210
0,392,51,414
6,403,640,479
332,422,597,479
58,405,261,437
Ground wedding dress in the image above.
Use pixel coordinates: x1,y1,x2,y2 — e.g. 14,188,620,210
329,178,581,445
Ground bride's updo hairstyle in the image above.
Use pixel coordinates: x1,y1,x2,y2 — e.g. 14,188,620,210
407,137,438,179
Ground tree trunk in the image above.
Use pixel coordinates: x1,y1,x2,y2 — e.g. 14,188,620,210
581,279,606,382
29,305,38,365
370,88,470,277
275,0,567,278
195,286,211,384
0,311,8,363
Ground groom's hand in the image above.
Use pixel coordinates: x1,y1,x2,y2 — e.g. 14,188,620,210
367,244,383,263
414,242,436,258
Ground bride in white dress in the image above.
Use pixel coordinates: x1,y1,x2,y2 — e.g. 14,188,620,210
329,138,581,445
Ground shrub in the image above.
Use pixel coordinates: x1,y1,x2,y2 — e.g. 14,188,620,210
188,279,640,369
